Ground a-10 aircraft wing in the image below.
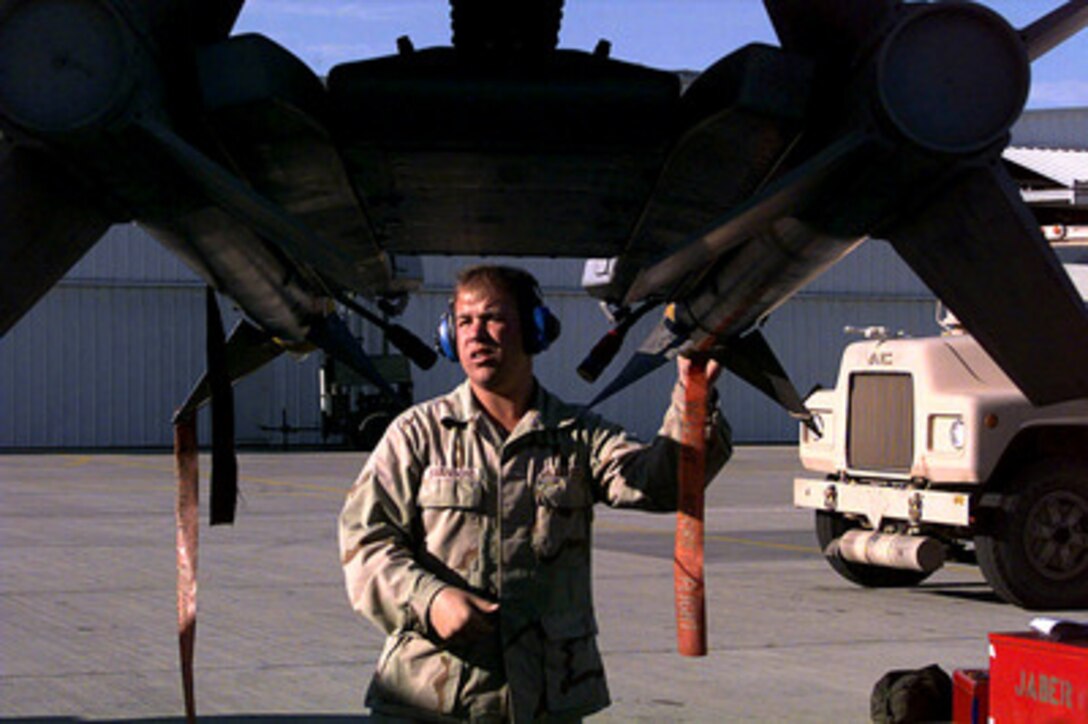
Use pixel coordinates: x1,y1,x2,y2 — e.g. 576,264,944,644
3,0,1088,472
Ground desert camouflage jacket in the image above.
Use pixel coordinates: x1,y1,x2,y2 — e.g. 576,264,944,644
339,378,731,722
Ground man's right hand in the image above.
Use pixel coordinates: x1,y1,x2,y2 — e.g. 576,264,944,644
429,586,499,642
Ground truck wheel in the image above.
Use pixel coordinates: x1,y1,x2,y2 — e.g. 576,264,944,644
815,510,933,588
975,459,1088,610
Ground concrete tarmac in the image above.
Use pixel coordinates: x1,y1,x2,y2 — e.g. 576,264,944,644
1,447,1078,722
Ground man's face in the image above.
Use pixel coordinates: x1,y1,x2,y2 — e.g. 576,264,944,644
454,284,532,394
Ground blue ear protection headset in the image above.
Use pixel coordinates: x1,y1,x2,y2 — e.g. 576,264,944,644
436,281,560,362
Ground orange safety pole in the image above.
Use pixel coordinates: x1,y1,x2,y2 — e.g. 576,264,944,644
675,356,708,656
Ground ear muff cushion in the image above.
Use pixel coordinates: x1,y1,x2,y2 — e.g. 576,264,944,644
436,310,457,361
529,305,561,354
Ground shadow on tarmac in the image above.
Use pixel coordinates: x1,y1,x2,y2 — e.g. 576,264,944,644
912,580,1006,605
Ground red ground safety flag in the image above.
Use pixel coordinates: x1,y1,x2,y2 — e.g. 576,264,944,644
675,357,707,656
174,415,199,723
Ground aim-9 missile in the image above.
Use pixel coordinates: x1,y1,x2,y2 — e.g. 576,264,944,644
587,216,852,425
587,0,1088,413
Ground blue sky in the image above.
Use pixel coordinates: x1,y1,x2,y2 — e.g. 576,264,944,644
235,0,1087,108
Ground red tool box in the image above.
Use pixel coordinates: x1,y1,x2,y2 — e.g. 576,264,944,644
952,668,989,724
988,632,1088,723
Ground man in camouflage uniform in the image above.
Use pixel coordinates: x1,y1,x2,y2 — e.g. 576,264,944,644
339,265,732,722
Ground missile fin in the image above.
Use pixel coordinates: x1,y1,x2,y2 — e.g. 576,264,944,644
587,351,675,408
189,0,246,44
887,163,1088,406
710,330,816,433
173,316,287,422
763,0,897,66
587,318,686,407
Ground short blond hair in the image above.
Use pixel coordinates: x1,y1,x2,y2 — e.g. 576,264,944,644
455,265,543,326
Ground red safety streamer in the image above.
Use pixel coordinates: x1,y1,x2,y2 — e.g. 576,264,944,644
174,414,199,723
675,357,708,656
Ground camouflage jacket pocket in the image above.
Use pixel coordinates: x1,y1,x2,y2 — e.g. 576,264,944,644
532,473,593,563
419,466,485,510
418,467,486,583
368,630,462,715
540,610,609,715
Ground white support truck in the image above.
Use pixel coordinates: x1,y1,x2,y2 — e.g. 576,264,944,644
794,259,1088,610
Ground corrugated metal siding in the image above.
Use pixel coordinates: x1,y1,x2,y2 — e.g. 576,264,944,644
0,225,322,449
805,240,935,298
233,350,324,447
1011,107,1088,151
1,228,940,448
2,282,206,447
63,223,198,282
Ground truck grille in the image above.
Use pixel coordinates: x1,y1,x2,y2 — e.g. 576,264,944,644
847,373,913,473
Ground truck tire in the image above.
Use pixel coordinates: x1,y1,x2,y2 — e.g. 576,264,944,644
975,458,1088,610
815,510,934,588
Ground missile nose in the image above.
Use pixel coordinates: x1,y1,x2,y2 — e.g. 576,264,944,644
0,0,139,134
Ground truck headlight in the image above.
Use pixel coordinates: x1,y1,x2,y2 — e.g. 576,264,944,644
929,414,965,453
949,418,965,450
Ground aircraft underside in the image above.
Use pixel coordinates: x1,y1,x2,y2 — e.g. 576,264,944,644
2,0,1088,502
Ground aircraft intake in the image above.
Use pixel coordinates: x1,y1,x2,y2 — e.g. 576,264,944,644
0,0,162,137
873,3,1029,155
